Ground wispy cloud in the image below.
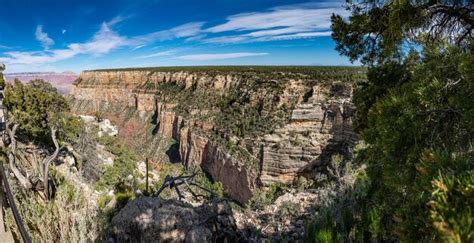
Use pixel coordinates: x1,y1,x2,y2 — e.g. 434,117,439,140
203,2,347,43
131,45,146,51
0,21,126,66
185,34,206,42
35,25,55,49
178,52,268,61
130,22,204,45
257,31,333,41
69,22,127,56
135,49,178,59
0,20,203,66
107,15,129,26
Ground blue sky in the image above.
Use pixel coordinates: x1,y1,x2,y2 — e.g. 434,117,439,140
0,0,355,73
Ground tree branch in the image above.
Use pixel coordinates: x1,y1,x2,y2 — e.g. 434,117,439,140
153,171,216,201
7,124,32,189
42,126,59,200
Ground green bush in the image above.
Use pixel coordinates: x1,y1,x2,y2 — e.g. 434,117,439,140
277,201,300,219
428,169,473,242
115,191,134,209
97,194,113,209
94,135,137,192
246,183,285,210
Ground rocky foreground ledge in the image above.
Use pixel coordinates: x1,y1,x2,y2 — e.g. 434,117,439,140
109,197,240,242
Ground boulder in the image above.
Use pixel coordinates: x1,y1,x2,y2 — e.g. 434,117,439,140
109,197,240,242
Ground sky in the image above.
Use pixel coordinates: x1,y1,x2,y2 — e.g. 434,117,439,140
0,0,356,73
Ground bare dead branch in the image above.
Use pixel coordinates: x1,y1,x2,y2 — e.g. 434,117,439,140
43,126,59,200
7,124,32,189
153,171,216,201
31,150,41,176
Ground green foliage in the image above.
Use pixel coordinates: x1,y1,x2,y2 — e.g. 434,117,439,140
58,115,85,145
357,48,473,240
367,207,382,240
94,135,137,192
246,188,271,211
115,191,134,209
428,160,473,242
27,79,59,93
328,1,473,241
304,170,373,242
293,176,312,192
246,183,285,210
331,1,471,65
5,168,101,242
0,72,5,89
97,194,113,209
149,162,185,198
195,170,225,198
304,211,344,243
352,61,411,132
3,79,69,140
89,65,366,80
314,228,335,243
277,201,300,219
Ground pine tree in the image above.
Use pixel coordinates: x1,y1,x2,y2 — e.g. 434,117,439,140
329,0,473,241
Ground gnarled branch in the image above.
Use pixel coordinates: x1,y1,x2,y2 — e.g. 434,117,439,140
153,171,216,200
7,123,32,189
42,126,59,200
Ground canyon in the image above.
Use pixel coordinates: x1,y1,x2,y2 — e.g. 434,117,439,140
69,67,363,203
4,71,78,94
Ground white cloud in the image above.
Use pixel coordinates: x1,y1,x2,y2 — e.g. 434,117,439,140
203,2,347,43
185,34,206,42
69,22,127,55
1,22,126,65
131,45,146,51
135,49,177,59
35,25,55,49
107,15,127,26
62,29,67,34
131,22,204,45
203,36,249,44
0,19,203,66
256,31,333,41
178,52,268,61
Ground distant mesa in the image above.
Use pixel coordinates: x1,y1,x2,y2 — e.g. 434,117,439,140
4,71,78,94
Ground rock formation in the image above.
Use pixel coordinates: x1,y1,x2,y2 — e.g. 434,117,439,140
70,67,362,203
109,197,239,242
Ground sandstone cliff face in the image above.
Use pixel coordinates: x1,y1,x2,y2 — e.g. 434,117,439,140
70,68,360,203
261,86,357,185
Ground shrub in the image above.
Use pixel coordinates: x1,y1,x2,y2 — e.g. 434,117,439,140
94,135,137,192
246,183,285,210
277,201,300,219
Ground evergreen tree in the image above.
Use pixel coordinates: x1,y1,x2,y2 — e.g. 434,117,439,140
328,0,473,241
0,64,5,89
3,79,83,198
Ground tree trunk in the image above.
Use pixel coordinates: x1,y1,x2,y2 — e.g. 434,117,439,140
6,124,32,189
43,126,59,200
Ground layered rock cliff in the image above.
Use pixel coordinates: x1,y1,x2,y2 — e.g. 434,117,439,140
69,67,364,203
